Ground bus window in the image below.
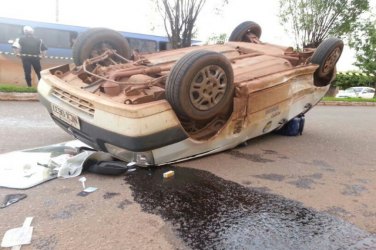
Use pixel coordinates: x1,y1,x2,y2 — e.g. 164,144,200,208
158,42,173,51
34,28,72,49
69,31,78,47
126,38,157,54
0,23,23,43
158,41,167,51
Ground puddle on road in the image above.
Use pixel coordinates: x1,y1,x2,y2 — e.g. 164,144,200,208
124,166,376,249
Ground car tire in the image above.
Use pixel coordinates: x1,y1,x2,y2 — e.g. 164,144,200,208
310,38,343,86
166,50,234,121
72,28,131,66
229,21,262,42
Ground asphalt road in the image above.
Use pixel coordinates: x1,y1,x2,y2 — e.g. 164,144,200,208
0,101,376,249
0,101,72,153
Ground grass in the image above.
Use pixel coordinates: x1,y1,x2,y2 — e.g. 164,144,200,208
322,97,376,102
0,84,37,93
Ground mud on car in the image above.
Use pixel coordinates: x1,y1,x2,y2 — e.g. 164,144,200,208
38,21,343,166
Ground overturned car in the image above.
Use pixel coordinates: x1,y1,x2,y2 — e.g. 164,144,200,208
38,21,343,166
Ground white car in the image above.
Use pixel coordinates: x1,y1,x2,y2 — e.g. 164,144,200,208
336,87,375,99
38,21,343,167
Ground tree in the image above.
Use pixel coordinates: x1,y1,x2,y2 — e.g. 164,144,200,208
154,0,229,49
155,0,207,49
207,33,227,45
279,0,369,49
349,18,376,80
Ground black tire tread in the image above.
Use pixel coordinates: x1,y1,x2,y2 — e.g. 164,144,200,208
166,50,234,120
72,28,131,65
310,37,343,86
229,21,262,42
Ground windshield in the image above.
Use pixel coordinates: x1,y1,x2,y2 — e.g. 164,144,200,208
344,88,357,94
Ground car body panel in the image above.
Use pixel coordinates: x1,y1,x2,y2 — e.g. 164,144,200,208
38,41,333,166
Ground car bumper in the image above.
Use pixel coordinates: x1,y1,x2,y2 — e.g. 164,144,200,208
38,78,189,165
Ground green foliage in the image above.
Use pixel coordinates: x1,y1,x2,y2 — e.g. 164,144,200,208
279,0,369,49
0,84,37,93
332,73,376,90
207,33,227,44
322,97,376,102
349,17,376,75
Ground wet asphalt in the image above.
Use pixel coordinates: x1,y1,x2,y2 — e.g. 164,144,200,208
124,166,376,250
2,102,376,249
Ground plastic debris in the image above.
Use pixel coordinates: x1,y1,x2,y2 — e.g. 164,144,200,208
84,187,98,193
77,177,97,197
0,152,55,189
163,170,175,178
1,217,33,248
0,140,92,189
48,154,72,169
57,151,96,178
79,177,86,189
77,187,98,197
127,162,137,167
0,194,27,209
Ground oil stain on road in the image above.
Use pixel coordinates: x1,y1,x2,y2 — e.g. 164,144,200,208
124,166,376,249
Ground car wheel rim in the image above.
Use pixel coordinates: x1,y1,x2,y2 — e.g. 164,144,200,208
243,26,260,41
90,42,113,58
189,65,227,111
322,47,341,75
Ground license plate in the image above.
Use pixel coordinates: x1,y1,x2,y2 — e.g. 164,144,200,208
51,104,80,129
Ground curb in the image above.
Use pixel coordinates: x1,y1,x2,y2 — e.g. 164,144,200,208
0,92,39,101
318,101,376,106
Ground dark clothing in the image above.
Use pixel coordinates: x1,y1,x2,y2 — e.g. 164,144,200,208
15,35,47,87
22,57,42,87
19,36,47,56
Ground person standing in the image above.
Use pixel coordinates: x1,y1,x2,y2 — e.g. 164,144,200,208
12,26,47,87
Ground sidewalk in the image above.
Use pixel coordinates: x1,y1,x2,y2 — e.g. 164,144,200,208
319,101,376,106
0,92,38,101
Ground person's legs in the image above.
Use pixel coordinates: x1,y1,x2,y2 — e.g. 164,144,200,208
21,57,32,87
30,57,42,80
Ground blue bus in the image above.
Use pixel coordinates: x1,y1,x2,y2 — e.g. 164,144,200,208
0,16,171,58
0,17,172,84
